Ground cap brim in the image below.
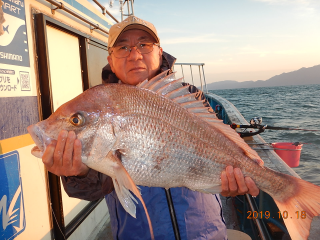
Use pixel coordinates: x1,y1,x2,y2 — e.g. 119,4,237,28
111,24,160,48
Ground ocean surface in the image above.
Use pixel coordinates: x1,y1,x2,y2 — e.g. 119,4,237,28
210,84,320,186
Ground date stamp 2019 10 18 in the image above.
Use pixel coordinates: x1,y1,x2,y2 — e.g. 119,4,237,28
247,211,306,220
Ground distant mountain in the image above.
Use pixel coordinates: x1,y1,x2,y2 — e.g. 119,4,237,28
206,65,320,90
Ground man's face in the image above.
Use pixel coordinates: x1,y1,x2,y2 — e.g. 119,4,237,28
107,29,163,85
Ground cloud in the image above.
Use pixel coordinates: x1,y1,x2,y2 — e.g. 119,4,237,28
161,34,228,45
157,28,186,34
251,0,320,16
251,0,316,5
238,46,269,57
99,0,122,21
238,46,308,57
274,50,307,55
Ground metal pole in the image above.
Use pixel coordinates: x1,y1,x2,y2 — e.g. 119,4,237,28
198,65,203,92
245,194,272,240
127,0,130,16
165,189,181,240
180,65,185,82
201,65,208,93
45,0,110,34
130,0,135,15
105,8,119,23
119,0,123,21
189,65,194,85
92,0,106,15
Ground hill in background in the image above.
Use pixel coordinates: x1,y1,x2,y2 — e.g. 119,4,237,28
206,64,320,90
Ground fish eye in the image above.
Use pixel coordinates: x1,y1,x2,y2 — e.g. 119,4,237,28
70,113,84,126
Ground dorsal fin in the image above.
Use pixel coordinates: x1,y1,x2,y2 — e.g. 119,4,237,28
139,69,171,89
136,72,264,166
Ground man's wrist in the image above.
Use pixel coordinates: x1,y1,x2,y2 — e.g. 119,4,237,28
76,168,90,178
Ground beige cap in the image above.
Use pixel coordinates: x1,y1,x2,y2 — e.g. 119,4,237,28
108,16,160,48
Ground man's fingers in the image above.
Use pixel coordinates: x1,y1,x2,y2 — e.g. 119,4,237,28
42,140,57,168
40,130,88,177
63,131,76,168
53,130,68,166
226,166,238,196
220,166,260,197
220,170,229,196
234,168,249,194
72,139,89,177
245,177,260,196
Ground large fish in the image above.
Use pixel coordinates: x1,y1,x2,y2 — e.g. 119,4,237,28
28,72,320,240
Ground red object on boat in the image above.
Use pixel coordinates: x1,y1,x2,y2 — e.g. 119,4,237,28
271,142,303,168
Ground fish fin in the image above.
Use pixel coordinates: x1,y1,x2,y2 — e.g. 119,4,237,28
172,93,197,103
187,107,212,113
205,120,264,166
180,100,206,109
139,72,263,165
273,175,320,240
137,69,171,89
108,152,154,240
139,72,219,122
137,79,149,88
165,85,191,99
154,78,184,94
196,185,222,194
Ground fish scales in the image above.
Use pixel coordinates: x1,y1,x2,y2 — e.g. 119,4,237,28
28,75,320,240
108,85,252,190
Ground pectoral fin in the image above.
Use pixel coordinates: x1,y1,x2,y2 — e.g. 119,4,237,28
107,151,154,240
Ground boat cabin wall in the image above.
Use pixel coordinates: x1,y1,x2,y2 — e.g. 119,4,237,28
0,0,114,239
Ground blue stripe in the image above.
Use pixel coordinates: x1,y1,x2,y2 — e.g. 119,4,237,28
64,0,112,29
215,194,226,225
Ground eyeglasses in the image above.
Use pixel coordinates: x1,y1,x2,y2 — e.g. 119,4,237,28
109,42,160,58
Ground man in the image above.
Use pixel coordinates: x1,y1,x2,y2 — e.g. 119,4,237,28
42,16,259,239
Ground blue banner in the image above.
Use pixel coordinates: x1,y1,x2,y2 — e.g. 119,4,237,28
0,151,26,239
0,0,30,67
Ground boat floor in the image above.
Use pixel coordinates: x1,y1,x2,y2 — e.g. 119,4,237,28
93,219,113,240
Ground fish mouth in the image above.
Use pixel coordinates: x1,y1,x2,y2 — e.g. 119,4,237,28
27,124,54,158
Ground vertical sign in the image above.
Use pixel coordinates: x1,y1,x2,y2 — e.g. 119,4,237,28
0,0,31,97
0,151,26,239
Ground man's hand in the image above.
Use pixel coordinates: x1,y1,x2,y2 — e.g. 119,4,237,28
220,166,259,197
42,130,89,177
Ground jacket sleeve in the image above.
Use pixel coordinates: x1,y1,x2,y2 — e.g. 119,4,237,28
61,169,114,201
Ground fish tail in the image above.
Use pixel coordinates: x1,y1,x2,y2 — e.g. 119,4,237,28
273,176,320,240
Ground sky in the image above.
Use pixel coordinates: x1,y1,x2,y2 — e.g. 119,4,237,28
97,0,320,84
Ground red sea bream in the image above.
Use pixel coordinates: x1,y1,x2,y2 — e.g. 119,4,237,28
28,72,320,240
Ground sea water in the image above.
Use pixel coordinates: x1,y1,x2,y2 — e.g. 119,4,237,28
210,84,320,186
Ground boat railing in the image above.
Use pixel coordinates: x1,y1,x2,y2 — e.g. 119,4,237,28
44,0,122,35
92,0,119,23
174,63,208,93
45,0,110,34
